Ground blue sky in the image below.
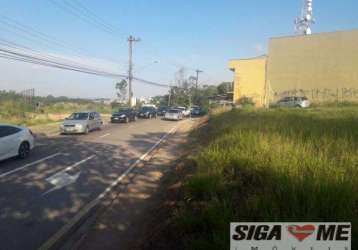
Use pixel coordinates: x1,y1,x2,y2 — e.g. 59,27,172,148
0,0,358,98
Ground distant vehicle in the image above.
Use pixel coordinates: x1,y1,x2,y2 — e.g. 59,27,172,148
138,106,157,119
0,124,35,161
191,106,202,116
275,96,311,108
164,109,183,121
142,104,157,109
157,106,168,116
111,108,137,123
60,112,102,134
175,106,190,117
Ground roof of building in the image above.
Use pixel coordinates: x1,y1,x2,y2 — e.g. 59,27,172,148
269,29,358,41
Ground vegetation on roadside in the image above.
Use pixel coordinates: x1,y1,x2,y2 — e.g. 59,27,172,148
174,107,358,249
0,90,112,126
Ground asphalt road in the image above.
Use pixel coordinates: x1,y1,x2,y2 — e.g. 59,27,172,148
0,117,182,250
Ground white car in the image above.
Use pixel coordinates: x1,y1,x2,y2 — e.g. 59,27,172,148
176,106,190,117
164,109,183,121
0,124,35,161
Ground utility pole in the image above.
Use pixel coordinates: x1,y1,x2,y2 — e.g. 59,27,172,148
195,69,203,89
128,35,140,107
168,85,171,107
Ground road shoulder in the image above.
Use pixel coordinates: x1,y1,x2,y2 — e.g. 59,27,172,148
67,118,197,250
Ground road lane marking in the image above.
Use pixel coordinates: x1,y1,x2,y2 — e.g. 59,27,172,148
0,153,62,179
99,133,110,138
53,155,96,175
42,155,95,196
39,122,181,250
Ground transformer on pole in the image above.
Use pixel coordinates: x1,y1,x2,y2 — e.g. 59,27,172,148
294,0,315,35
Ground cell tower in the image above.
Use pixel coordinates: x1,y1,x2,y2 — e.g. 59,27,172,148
294,0,314,35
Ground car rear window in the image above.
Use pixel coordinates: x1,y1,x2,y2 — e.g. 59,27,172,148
0,126,21,138
68,112,89,120
168,109,180,113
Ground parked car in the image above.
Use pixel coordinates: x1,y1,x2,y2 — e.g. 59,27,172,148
157,106,168,116
138,107,157,119
0,124,35,161
164,109,183,121
191,106,202,116
275,96,311,108
175,106,190,117
111,108,137,123
60,111,102,134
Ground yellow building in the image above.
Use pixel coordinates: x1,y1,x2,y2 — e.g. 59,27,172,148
229,29,358,106
229,56,267,107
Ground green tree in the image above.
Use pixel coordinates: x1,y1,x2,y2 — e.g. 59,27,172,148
115,80,128,102
217,82,233,94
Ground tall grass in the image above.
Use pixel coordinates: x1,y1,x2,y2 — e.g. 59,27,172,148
176,107,358,249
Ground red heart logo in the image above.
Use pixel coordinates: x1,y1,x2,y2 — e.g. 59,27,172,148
287,225,315,241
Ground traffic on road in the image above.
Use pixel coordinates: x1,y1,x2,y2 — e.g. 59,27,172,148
0,112,195,250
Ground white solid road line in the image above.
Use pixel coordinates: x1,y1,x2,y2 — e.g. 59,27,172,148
0,152,62,179
99,133,110,138
39,123,181,250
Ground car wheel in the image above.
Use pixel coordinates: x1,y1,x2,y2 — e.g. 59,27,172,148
18,142,30,159
295,104,302,108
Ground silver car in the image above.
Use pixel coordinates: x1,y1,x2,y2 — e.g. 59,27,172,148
275,96,310,108
60,112,102,134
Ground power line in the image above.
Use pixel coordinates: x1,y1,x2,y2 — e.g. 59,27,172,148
70,0,121,33
0,14,97,60
48,0,118,36
0,44,170,88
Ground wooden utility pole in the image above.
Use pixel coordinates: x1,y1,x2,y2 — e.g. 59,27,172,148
128,35,140,107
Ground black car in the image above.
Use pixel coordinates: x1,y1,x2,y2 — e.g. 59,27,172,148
111,108,137,123
191,106,202,116
157,106,168,116
138,106,157,119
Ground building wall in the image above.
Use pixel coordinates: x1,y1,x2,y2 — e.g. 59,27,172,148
229,57,267,107
267,30,358,103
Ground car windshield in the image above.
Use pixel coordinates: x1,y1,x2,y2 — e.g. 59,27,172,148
140,107,152,112
168,109,180,113
68,112,89,120
118,108,131,113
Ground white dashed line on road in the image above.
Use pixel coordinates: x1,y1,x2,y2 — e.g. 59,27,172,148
54,155,96,175
0,152,62,178
99,133,110,138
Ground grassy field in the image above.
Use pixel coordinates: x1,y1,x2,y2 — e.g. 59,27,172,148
0,99,112,126
175,107,358,249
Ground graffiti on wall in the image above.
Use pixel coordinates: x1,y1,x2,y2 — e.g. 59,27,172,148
273,87,358,102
